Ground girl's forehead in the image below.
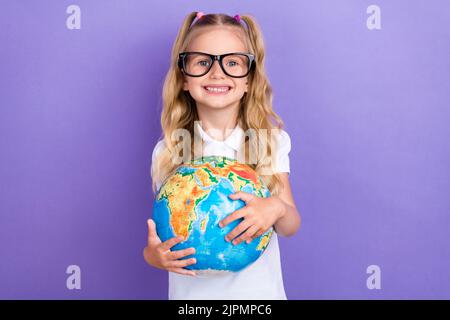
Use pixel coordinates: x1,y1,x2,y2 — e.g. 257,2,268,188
186,26,248,53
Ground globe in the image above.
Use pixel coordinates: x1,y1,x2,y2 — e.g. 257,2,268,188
152,155,273,275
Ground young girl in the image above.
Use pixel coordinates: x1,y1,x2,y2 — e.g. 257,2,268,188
143,12,301,300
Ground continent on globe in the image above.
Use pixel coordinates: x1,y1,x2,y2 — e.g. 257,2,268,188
152,155,273,275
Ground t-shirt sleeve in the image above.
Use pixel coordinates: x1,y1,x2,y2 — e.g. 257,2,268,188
151,140,165,169
273,130,291,174
151,139,166,191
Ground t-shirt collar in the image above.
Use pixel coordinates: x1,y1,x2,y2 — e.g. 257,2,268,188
194,121,244,152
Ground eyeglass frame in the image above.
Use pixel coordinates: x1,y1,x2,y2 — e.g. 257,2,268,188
178,51,256,78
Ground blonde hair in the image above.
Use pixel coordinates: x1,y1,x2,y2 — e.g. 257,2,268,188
151,12,287,195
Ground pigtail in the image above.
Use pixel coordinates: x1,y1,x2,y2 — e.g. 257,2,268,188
169,12,197,73
240,16,266,70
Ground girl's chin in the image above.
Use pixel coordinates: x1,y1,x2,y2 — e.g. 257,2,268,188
196,101,237,109
201,92,231,99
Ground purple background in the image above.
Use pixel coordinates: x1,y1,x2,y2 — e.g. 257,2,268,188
1,0,449,299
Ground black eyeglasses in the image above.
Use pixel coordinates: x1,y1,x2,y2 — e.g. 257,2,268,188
178,52,256,78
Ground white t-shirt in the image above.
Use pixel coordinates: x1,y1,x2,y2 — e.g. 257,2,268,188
151,122,291,300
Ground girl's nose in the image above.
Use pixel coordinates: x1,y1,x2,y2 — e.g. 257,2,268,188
209,60,226,77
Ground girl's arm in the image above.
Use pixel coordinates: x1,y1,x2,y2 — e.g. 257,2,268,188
272,173,301,237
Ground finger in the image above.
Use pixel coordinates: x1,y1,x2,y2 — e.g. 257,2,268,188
166,257,197,268
168,268,196,277
247,229,265,243
234,225,260,245
147,219,160,245
225,220,252,243
159,235,185,251
167,247,196,260
219,207,249,228
228,191,255,204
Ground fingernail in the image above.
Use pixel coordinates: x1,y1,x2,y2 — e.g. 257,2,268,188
225,237,229,242
192,258,196,263
219,222,223,228
232,240,237,245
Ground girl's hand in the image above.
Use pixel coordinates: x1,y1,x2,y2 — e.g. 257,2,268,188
143,219,197,276
219,191,286,245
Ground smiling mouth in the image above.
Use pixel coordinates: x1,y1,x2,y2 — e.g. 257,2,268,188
203,86,231,94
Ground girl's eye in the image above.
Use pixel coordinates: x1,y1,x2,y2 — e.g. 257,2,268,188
198,60,210,67
227,61,239,67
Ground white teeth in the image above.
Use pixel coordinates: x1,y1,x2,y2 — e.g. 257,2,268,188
205,86,229,93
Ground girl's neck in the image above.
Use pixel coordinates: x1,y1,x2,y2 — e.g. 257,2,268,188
196,104,239,142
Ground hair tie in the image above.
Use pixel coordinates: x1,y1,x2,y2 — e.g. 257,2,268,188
233,14,241,22
196,11,205,19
